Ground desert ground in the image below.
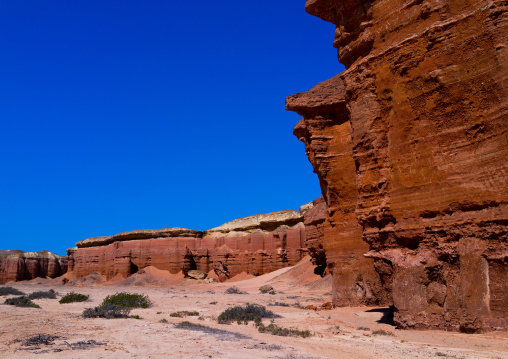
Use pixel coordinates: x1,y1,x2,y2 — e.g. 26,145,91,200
1,258,506,359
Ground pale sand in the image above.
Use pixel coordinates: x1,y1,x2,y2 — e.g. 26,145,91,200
1,258,507,359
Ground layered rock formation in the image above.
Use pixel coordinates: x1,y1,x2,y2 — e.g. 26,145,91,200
288,0,508,332
288,77,388,306
0,250,68,283
68,209,310,281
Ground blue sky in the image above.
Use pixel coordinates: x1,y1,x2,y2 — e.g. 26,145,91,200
0,1,344,255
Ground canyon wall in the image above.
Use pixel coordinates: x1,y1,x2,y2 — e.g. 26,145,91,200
288,78,388,306
68,209,311,281
0,250,68,283
288,0,507,332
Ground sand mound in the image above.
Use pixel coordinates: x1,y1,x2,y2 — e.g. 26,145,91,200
268,255,325,286
206,270,219,281
48,271,79,285
112,266,185,286
228,272,256,282
303,274,332,291
67,272,107,286
106,273,127,284
215,256,330,294
25,277,51,285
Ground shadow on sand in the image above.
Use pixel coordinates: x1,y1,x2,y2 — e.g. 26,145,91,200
365,306,395,326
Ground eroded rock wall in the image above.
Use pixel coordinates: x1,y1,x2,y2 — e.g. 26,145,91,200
287,76,388,306
289,0,508,332
0,250,68,283
68,210,308,281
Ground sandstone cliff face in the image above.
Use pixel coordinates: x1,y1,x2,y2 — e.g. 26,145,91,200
288,76,388,306
0,250,68,283
68,209,310,281
288,0,508,332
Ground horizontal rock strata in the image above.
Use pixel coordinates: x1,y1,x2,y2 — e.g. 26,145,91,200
68,209,312,281
0,250,68,283
288,0,508,332
288,77,388,306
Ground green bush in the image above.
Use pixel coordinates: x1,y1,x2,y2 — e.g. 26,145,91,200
59,292,89,304
0,286,25,296
257,321,312,338
28,289,56,300
82,304,131,319
170,310,199,318
217,304,278,324
4,296,40,308
101,292,151,308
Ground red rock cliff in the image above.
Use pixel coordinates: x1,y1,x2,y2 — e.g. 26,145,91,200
68,209,310,281
288,0,508,332
0,250,68,283
288,78,388,306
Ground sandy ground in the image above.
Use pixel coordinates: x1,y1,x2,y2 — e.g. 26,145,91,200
1,258,507,359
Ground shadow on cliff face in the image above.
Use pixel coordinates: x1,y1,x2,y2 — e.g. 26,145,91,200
365,306,395,326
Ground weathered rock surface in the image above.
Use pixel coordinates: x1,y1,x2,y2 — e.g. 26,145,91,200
68,209,310,281
187,269,207,280
288,77,388,307
288,0,508,332
0,250,68,283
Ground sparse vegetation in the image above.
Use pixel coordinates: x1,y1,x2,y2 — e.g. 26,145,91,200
82,292,151,319
259,285,273,294
256,320,312,338
101,292,152,308
224,286,246,294
4,296,40,308
268,302,289,307
209,301,217,305
22,334,60,346
175,321,250,339
217,304,279,325
0,286,25,296
159,318,168,323
82,303,131,319
170,310,199,318
357,326,370,331
251,343,283,351
372,329,395,336
28,289,56,300
130,315,143,319
59,292,89,304
292,302,304,309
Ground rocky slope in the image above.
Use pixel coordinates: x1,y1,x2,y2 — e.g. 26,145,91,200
67,208,312,281
0,250,68,283
287,0,507,332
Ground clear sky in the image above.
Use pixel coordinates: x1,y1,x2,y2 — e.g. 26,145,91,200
0,1,345,255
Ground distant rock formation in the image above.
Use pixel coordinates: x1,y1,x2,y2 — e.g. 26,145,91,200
287,0,508,332
0,250,68,283
67,208,312,281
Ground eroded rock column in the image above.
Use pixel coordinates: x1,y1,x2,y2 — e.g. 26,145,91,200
295,0,508,332
287,75,387,306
